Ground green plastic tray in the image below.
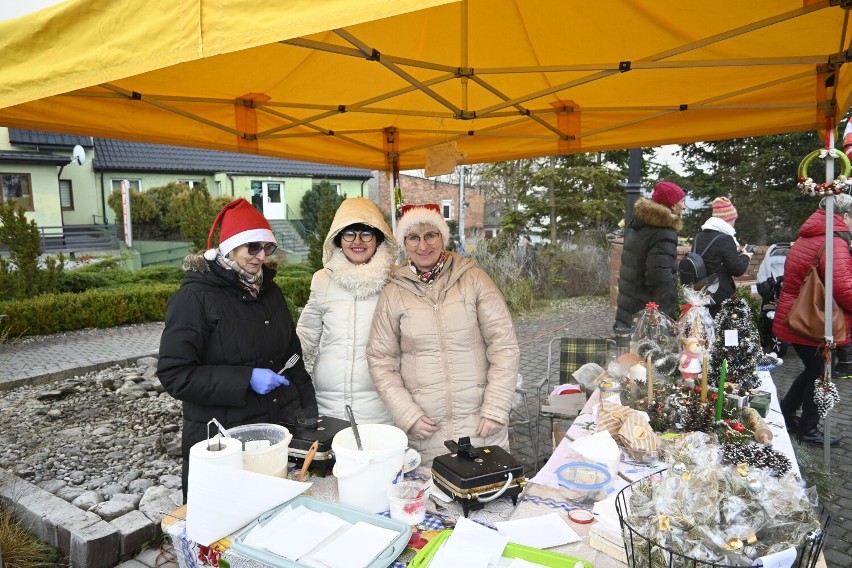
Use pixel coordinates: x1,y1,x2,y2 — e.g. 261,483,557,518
231,495,411,568
409,529,594,568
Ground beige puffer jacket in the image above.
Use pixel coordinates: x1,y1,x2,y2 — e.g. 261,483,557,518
366,252,520,467
297,198,400,425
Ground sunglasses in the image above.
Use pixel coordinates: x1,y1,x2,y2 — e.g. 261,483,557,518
246,242,277,256
341,230,376,243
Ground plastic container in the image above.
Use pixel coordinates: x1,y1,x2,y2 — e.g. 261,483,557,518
227,423,292,478
233,495,411,568
388,480,427,525
332,424,419,514
556,462,613,504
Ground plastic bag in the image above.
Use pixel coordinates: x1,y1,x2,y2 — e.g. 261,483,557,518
675,285,716,350
631,302,678,354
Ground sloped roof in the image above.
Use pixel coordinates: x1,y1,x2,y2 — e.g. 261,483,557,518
92,138,372,179
0,150,69,165
9,128,93,148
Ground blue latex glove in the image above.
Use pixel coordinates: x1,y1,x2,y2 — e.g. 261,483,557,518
250,368,290,395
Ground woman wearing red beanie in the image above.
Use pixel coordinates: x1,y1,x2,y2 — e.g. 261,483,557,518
157,198,318,501
614,181,686,331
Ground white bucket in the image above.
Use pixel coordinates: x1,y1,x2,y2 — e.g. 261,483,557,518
227,423,292,478
332,424,420,513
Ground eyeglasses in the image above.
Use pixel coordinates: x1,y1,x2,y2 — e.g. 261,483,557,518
405,232,441,246
341,230,376,243
246,242,277,256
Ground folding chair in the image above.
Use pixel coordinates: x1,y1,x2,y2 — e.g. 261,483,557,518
536,336,615,457
508,373,537,471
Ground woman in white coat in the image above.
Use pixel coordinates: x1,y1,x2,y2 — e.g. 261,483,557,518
297,198,400,425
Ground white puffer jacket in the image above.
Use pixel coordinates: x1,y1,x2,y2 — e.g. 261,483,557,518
297,198,400,425
366,252,520,467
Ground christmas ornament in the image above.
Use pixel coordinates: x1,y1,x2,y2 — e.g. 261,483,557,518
814,378,840,418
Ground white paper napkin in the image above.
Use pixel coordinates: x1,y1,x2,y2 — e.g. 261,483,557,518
494,512,581,548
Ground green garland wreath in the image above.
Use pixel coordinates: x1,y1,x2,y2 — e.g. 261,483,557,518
797,148,852,196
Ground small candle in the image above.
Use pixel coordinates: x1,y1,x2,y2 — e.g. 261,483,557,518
700,351,709,403
646,354,654,403
715,359,727,422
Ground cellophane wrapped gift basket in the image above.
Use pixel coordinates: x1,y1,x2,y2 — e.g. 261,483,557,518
615,434,828,568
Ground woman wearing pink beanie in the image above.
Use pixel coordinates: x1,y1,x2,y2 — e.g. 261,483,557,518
690,196,753,316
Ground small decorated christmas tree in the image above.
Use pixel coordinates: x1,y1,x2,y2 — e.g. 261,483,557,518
709,297,762,391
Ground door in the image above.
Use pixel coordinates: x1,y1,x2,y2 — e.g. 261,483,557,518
262,181,285,219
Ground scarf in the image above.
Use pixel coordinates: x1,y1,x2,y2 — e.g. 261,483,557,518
216,253,264,298
408,250,447,284
700,216,740,248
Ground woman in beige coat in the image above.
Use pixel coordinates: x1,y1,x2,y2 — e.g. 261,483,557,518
297,198,400,425
366,204,520,467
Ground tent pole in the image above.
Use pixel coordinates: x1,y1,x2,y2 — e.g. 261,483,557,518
625,148,642,224
823,124,835,465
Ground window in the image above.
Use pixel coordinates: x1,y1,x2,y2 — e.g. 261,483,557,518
60,179,74,211
1,173,33,210
313,182,341,194
178,179,203,188
441,199,453,220
110,179,142,192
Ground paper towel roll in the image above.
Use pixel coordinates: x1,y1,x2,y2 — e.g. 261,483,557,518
189,436,243,470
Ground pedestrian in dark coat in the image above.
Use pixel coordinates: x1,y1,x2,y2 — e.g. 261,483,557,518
157,198,318,501
614,181,686,331
693,197,753,316
772,194,852,447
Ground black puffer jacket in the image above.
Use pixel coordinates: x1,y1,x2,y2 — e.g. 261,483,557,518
157,254,317,498
614,197,683,329
693,228,750,311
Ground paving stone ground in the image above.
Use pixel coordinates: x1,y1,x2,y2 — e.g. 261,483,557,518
2,301,849,566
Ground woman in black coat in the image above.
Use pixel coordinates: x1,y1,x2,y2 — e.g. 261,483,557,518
157,198,318,501
692,197,753,316
614,181,686,331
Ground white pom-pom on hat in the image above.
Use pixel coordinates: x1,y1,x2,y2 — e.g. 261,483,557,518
395,203,450,246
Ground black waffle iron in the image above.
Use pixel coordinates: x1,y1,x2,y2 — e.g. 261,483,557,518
430,437,526,517
283,415,349,475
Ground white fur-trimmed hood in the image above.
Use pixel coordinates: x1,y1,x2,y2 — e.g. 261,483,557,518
324,243,395,299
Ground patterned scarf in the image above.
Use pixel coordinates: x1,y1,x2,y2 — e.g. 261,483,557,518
216,253,264,298
408,250,447,284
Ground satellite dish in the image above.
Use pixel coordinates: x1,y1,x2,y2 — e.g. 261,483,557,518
71,145,86,166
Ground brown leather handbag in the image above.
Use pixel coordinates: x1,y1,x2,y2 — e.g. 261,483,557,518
784,243,846,342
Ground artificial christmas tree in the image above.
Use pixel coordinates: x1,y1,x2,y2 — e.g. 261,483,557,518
709,297,763,391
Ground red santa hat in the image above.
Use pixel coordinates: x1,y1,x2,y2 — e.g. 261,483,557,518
395,203,450,246
204,198,276,259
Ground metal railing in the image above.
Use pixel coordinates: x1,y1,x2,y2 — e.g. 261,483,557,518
286,205,310,239
36,224,120,252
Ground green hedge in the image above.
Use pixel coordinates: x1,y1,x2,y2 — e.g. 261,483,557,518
0,276,313,337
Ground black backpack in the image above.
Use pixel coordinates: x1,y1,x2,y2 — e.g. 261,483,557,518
678,234,722,285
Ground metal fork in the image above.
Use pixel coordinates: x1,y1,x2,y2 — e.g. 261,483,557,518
278,353,300,375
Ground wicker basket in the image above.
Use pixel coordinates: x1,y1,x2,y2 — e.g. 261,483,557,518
614,474,830,568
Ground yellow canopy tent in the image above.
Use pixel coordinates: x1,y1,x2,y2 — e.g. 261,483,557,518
1,0,851,172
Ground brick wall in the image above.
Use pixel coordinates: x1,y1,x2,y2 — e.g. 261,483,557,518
376,173,484,239
608,240,766,307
